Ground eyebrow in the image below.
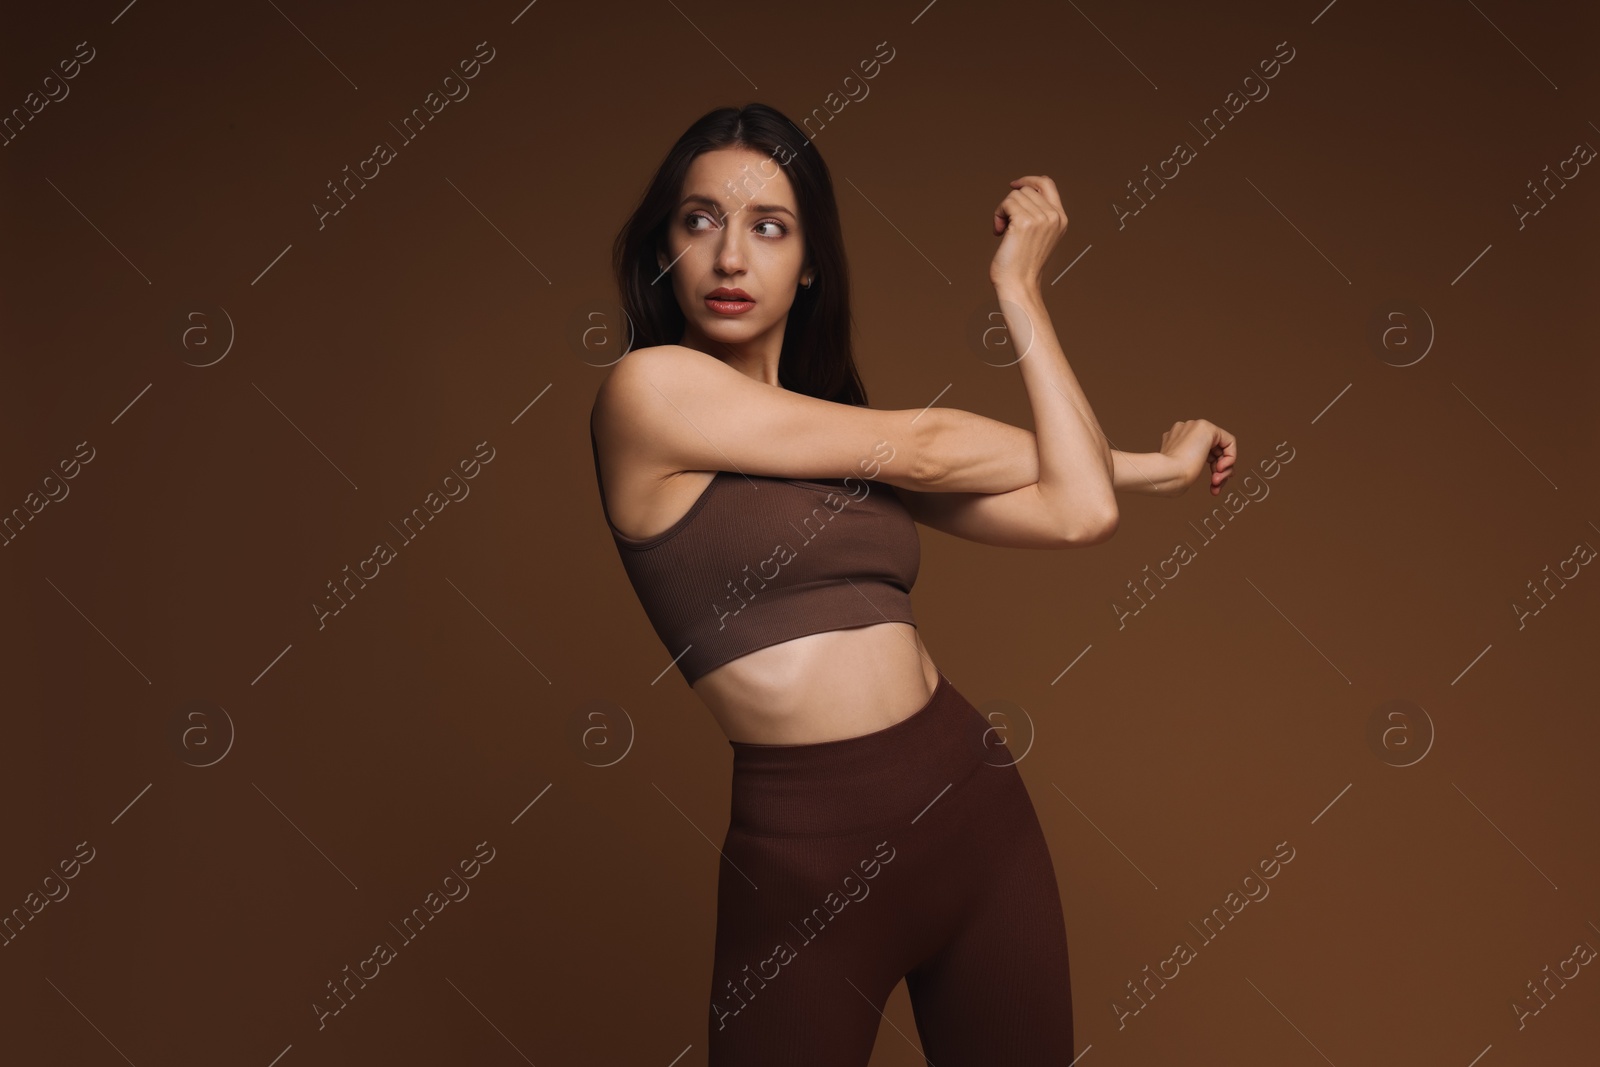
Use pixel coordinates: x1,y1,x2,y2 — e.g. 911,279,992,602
679,193,796,219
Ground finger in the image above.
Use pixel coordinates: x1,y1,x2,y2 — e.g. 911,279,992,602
998,188,1045,232
1010,175,1053,199
1011,189,1049,227
1029,175,1066,216
994,188,1039,233
993,196,1017,235
1012,176,1067,225
1010,184,1048,212
1015,186,1052,215
1015,188,1064,233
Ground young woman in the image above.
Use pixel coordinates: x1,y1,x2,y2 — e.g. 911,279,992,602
590,103,1236,1065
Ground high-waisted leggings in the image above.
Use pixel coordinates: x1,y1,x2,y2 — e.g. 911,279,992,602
708,670,1075,1065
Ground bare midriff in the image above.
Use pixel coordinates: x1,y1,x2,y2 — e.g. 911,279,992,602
691,621,940,745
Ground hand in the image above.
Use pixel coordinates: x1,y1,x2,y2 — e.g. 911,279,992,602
1158,419,1237,497
989,175,1068,295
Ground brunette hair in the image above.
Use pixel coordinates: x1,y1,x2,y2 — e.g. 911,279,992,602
612,102,868,406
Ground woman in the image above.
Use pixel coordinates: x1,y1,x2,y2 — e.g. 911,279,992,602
590,103,1236,1065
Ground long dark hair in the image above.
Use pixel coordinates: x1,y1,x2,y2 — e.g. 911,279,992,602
612,102,868,406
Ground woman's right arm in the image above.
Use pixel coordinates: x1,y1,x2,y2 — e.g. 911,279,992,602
593,344,943,490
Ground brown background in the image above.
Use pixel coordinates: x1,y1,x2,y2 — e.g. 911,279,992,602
4,0,1597,1064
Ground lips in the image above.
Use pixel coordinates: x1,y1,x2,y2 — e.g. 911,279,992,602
705,288,756,315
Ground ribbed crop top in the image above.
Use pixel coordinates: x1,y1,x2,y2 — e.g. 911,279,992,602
590,428,920,686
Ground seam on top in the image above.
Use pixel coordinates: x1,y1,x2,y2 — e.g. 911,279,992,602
685,610,919,685
610,471,725,551
781,477,851,489
615,472,883,551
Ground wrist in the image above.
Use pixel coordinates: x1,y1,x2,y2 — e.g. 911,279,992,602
993,280,1043,308
1114,450,1183,496
1157,453,1190,496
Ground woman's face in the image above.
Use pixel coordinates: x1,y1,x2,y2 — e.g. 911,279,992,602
658,146,809,350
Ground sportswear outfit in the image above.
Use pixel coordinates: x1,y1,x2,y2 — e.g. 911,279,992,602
591,428,1075,1064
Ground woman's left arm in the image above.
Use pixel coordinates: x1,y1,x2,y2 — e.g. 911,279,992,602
915,406,1195,496
887,410,1236,548
1109,448,1186,496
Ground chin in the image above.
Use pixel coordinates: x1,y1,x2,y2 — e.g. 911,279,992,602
699,316,769,340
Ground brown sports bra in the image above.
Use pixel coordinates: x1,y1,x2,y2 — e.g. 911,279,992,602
590,428,920,686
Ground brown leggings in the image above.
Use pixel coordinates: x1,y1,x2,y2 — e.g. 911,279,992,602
708,671,1075,1065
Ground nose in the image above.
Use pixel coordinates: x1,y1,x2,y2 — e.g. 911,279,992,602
713,223,747,275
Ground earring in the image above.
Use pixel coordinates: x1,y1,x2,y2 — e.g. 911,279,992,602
802,277,813,289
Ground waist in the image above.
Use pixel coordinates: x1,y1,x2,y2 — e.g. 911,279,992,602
695,622,930,740
727,671,1002,837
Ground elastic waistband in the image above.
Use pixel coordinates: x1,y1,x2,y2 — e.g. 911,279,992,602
727,672,997,837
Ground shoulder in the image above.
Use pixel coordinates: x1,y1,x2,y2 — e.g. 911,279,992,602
617,343,721,381
599,344,709,403
595,344,737,424
593,346,717,461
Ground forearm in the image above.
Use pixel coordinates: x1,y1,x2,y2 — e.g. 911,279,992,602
922,409,1178,497
1111,449,1183,496
998,286,1116,530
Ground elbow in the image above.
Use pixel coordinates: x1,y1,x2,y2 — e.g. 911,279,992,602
1062,503,1118,548
1090,507,1120,544
910,449,946,491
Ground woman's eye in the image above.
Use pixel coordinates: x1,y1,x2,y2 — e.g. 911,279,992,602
684,212,786,237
